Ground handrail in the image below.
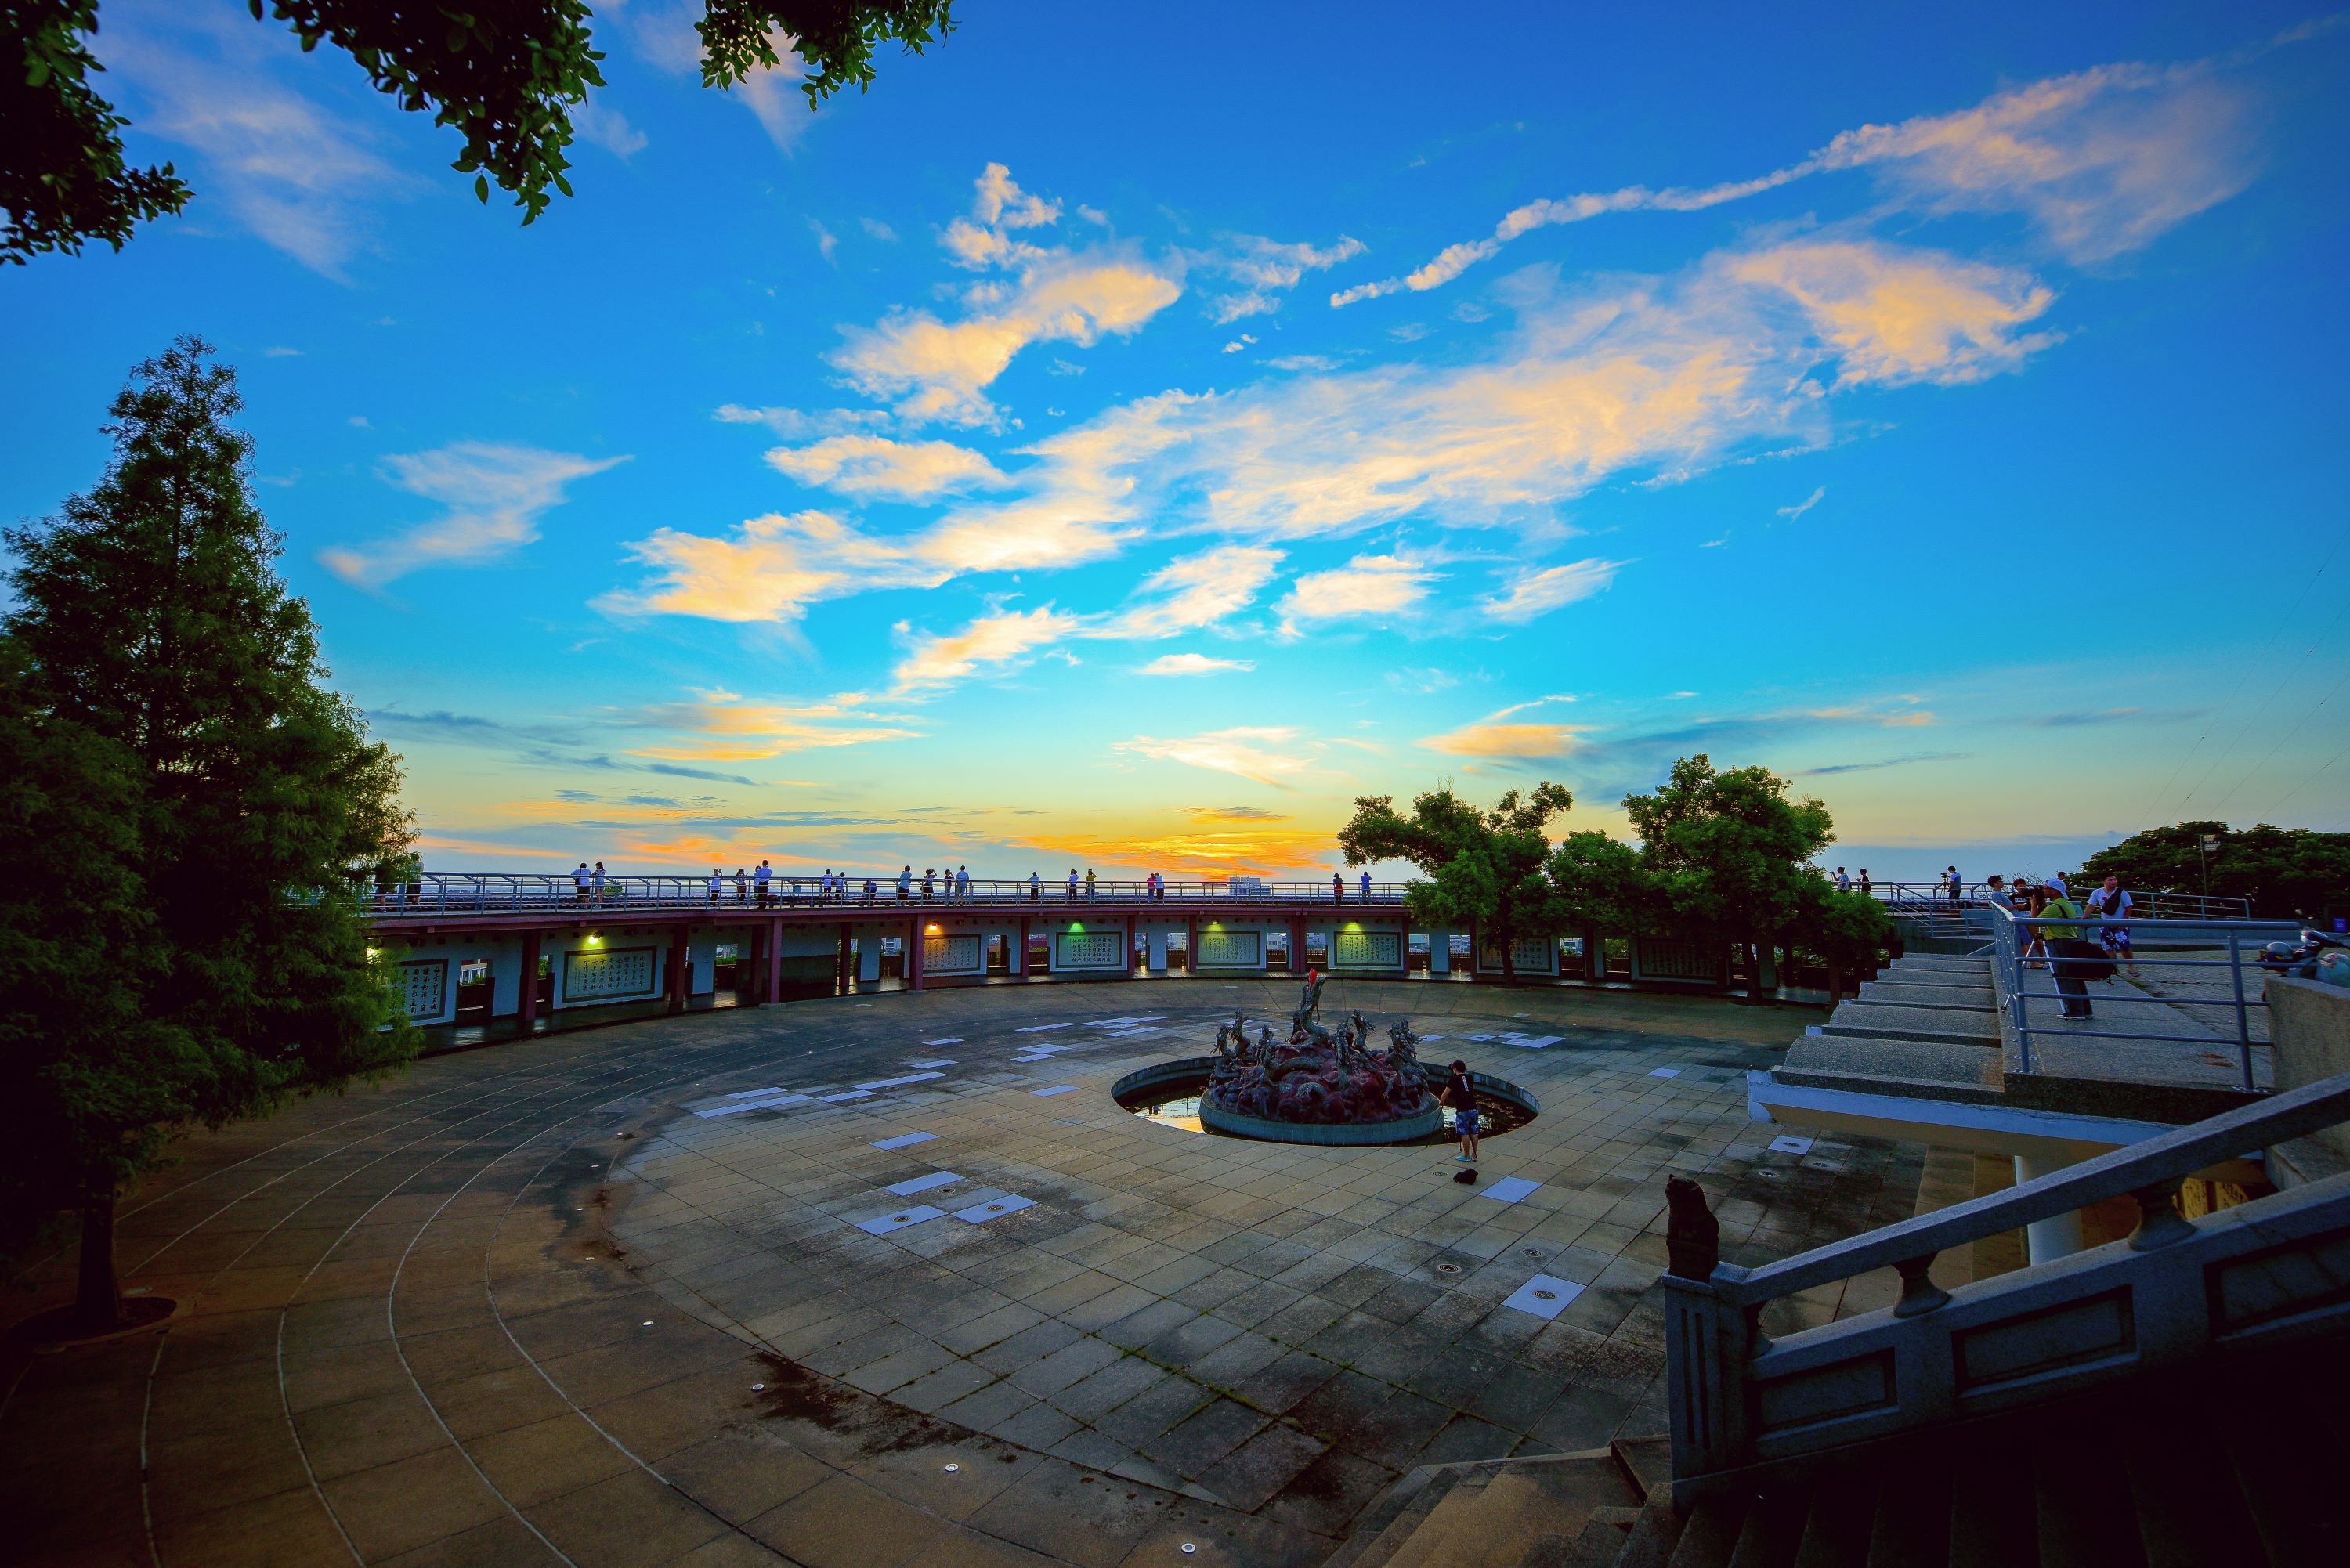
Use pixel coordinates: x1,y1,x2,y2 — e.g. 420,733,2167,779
345,871,1421,912
1709,1068,2350,1307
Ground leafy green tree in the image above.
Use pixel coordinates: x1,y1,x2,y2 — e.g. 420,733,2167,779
1339,784,1574,981
2,0,957,262
1,338,416,1332
1792,876,1896,1003
1542,828,1658,966
1624,755,1836,995
2075,821,2350,922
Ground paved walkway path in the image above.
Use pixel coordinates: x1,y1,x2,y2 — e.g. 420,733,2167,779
0,981,1930,1568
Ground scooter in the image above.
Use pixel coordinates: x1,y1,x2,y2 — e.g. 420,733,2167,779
2258,927,2349,980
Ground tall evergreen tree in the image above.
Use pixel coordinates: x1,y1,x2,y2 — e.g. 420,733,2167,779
0,338,416,1332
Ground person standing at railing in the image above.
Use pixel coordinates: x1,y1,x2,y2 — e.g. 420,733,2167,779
1983,874,2014,912
1945,865,1963,903
574,863,592,905
754,860,773,907
1029,870,1041,903
2040,880,2095,1018
1332,872,1344,906
591,862,608,906
1066,868,1079,901
733,867,749,904
897,865,913,903
2087,874,2139,977
955,865,971,903
1857,869,1871,894
1834,867,1850,892
1361,869,1372,904
1085,869,1097,901
707,869,722,906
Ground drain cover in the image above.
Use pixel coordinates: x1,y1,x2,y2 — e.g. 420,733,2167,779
1434,1262,1461,1274
1533,1289,1557,1301
1520,1248,1542,1258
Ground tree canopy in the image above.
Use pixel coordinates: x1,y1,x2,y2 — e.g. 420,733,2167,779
2076,821,2350,921
1338,783,1574,980
2,0,957,263
0,338,417,1331
1623,755,1836,942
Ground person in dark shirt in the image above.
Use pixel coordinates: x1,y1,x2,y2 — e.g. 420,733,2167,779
1444,1060,1480,1163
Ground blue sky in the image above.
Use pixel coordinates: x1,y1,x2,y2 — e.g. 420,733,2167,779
5,0,2347,883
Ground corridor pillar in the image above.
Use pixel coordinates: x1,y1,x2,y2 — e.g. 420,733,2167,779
2013,1152,2087,1263
1014,916,1030,977
908,919,925,992
517,929,543,1031
666,925,691,1014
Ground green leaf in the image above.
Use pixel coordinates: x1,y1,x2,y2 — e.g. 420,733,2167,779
474,174,489,202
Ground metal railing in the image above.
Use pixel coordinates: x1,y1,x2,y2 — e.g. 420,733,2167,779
1661,1066,2350,1499
1989,902,2301,1091
1856,880,2252,924
348,871,1416,916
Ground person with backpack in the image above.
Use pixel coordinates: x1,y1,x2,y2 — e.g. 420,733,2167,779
2039,880,2096,1018
2086,874,2138,977
1444,1060,1480,1163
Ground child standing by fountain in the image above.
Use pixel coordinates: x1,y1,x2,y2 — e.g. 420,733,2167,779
1444,1060,1480,1163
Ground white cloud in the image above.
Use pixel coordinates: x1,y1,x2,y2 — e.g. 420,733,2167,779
1480,558,1622,622
1123,544,1284,637
713,404,891,439
765,434,1010,500
809,219,839,265
600,509,921,624
1202,233,1367,321
861,217,898,241
321,444,627,586
1728,242,2056,385
894,605,1084,689
1278,553,1441,632
1139,652,1256,676
1221,334,1258,353
831,249,1181,425
973,163,1061,229
101,11,410,277
1115,727,1314,787
1334,52,2261,303
1777,486,1826,520
263,346,303,357
572,99,649,158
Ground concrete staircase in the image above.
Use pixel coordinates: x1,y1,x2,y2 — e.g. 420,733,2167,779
1325,1336,2350,1566
1775,952,2005,1104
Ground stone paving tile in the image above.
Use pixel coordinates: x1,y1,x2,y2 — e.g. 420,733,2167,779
11,982,1940,1568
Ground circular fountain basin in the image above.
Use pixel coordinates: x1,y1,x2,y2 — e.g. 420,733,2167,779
1113,1059,1539,1146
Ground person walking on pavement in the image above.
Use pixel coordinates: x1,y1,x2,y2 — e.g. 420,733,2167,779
2087,873,2138,977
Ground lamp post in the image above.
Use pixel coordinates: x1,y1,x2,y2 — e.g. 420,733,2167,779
2198,833,2221,902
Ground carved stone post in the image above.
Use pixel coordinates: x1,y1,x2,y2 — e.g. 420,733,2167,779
1662,1176,1748,1498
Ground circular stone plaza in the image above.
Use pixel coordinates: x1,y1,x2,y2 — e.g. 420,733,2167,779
0,970,1954,1568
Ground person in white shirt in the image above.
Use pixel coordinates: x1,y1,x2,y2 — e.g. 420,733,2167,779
707,869,722,905
2086,874,2137,975
754,860,773,907
1833,867,1850,892
897,866,913,903
591,862,607,905
1066,869,1079,901
1361,870,1372,903
955,865,971,902
1029,871,1042,903
573,863,592,904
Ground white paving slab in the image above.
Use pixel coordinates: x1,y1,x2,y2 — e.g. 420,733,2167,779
884,1171,962,1196
1502,1274,1587,1320
1461,1032,1495,1042
1031,1086,1079,1097
1016,1023,1078,1034
1482,1176,1542,1204
855,1205,945,1236
1648,1068,1682,1078
906,1059,956,1070
870,1132,938,1151
923,1038,963,1046
692,1092,812,1117
1768,1134,1816,1154
818,1089,873,1102
953,1195,1036,1223
856,1071,948,1091
1500,1034,1564,1050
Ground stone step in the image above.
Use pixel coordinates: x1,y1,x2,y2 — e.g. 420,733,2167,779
1822,1001,1998,1046
1347,1449,1641,1568
1856,981,1994,1008
1889,952,1992,973
1776,1036,2004,1101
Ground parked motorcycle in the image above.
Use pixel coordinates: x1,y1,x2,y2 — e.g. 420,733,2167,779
2258,927,2350,985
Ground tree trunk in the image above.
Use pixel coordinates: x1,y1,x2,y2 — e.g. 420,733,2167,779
1827,962,1845,1006
76,1180,121,1335
1499,925,1517,984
